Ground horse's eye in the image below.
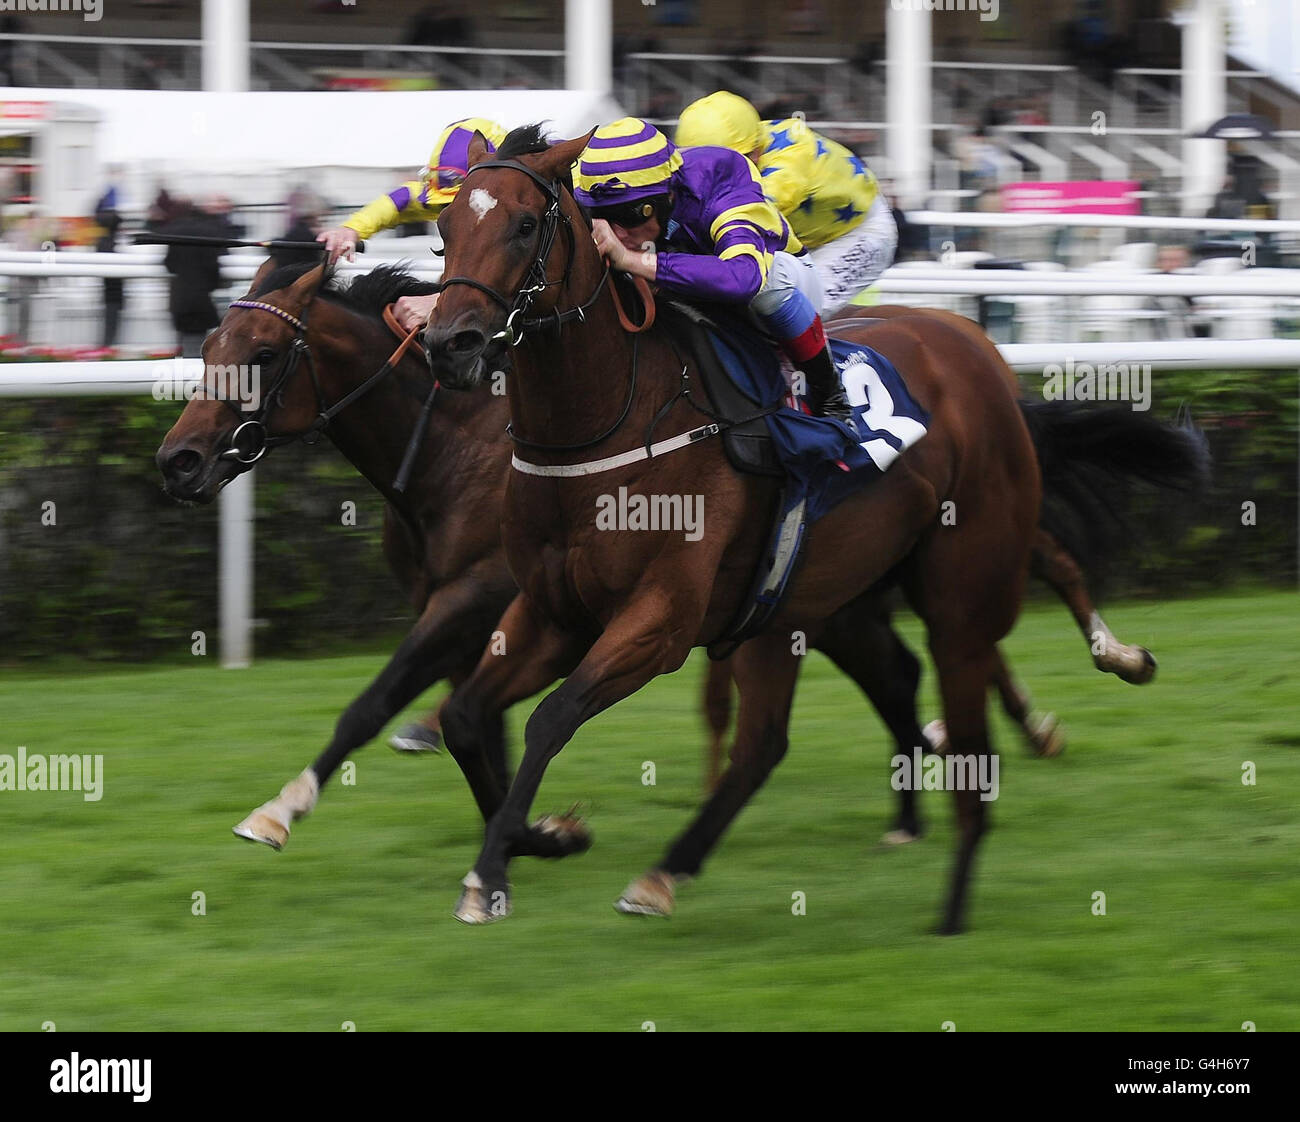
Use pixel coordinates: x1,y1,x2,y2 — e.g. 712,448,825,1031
517,218,537,239
253,348,276,366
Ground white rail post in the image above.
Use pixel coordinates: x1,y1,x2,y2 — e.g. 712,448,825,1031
204,0,253,667
1180,0,1227,217
565,0,612,93
887,0,932,209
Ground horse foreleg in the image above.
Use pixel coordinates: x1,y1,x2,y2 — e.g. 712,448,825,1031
618,631,801,918
231,579,488,851
454,591,691,925
701,656,734,793
1031,528,1156,684
438,591,590,875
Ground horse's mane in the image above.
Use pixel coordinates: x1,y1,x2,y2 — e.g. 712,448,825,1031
251,261,439,318
497,123,552,159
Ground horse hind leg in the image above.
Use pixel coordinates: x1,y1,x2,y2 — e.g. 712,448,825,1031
930,641,1000,936
1031,529,1156,685
816,602,929,845
701,656,734,793
990,648,1065,758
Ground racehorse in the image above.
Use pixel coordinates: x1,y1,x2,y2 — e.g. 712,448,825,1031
421,125,1206,932
156,258,1178,857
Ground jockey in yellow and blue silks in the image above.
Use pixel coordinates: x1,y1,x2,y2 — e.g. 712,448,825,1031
576,117,851,423
318,117,508,329
675,91,897,314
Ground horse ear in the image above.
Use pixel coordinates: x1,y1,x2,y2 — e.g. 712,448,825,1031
537,129,595,184
243,256,278,298
467,129,491,168
283,262,328,311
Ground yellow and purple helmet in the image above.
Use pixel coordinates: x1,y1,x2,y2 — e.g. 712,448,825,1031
573,118,683,219
422,117,509,200
675,91,764,155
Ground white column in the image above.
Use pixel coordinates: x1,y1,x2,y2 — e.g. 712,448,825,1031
1180,0,1227,216
886,0,932,209
202,0,249,93
219,473,254,669
565,0,612,93
203,0,253,666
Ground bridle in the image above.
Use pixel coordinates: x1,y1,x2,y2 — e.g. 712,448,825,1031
436,158,646,454
208,291,426,477
438,159,609,347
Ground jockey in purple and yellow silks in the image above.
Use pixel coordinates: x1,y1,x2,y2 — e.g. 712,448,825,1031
575,117,851,423
675,91,897,315
317,117,508,330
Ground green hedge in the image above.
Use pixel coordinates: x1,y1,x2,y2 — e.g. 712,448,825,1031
0,396,406,663
0,367,1294,662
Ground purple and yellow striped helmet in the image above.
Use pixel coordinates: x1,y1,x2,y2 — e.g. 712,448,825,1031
423,117,508,198
574,118,684,212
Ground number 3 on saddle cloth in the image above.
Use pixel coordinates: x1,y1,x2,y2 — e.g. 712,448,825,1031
677,308,930,656
701,320,929,523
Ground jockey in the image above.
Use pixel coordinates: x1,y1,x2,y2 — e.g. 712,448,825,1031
317,116,508,330
575,117,851,423
674,91,897,314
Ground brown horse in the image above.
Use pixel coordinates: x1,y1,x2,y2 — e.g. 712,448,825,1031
155,260,592,859
152,258,986,852
422,126,1205,932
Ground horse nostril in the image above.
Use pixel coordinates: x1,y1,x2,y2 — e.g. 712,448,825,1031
450,329,486,355
167,449,202,479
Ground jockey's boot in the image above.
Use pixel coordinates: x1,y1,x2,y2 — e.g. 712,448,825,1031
799,341,853,425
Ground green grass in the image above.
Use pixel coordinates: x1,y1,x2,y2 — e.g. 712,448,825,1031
1,589,1297,1031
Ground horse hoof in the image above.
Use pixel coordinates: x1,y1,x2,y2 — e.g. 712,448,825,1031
525,810,593,858
881,828,920,846
922,719,949,755
1127,648,1158,685
454,873,510,925
232,810,287,851
389,722,443,754
614,870,676,917
1027,712,1066,758
1109,647,1157,685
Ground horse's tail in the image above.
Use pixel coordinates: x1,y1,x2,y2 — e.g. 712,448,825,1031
1018,400,1211,575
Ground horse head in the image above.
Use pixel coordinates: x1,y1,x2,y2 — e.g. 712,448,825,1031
424,125,596,391
156,260,328,502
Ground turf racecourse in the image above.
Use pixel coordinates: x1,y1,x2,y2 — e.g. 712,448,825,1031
1,589,1296,1032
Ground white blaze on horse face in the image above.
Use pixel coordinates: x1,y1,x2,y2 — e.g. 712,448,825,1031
468,188,498,224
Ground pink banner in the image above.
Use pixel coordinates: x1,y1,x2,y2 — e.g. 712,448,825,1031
1001,181,1141,216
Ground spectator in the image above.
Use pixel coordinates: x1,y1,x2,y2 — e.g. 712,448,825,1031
93,171,125,348
160,200,233,358
272,189,326,268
